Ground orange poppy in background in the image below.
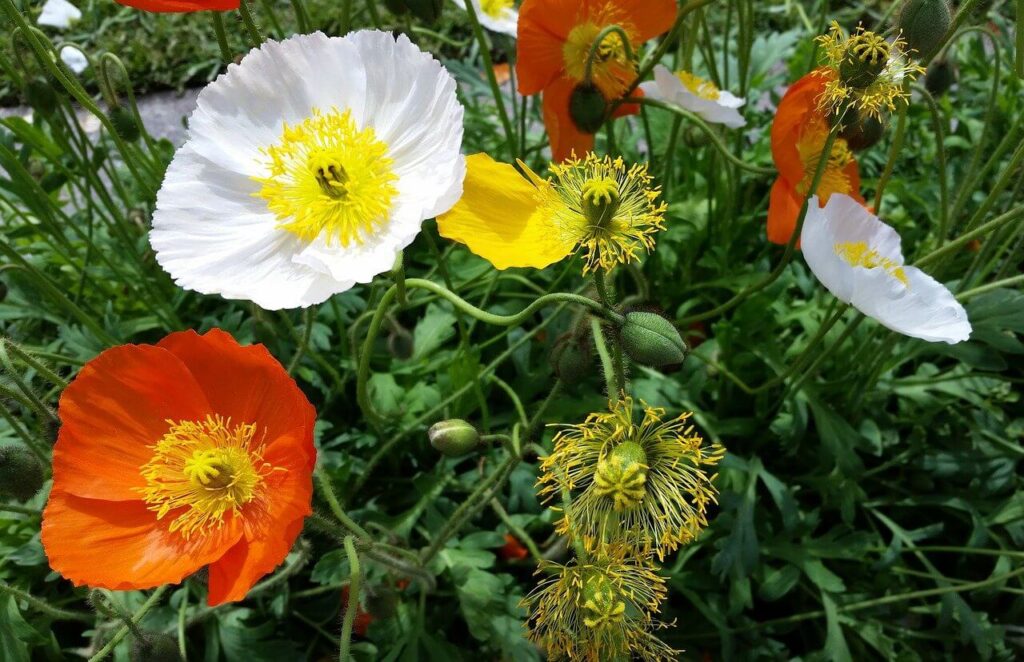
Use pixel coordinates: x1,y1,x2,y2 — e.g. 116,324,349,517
516,0,677,161
115,0,238,11
42,329,316,606
767,69,865,245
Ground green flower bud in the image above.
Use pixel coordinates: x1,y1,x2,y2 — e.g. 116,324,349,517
131,633,182,662
550,333,592,383
428,419,480,457
899,0,952,59
568,83,606,134
109,106,141,143
0,446,45,502
403,0,443,23
682,125,711,148
24,77,57,117
838,29,891,88
619,312,687,366
925,58,956,96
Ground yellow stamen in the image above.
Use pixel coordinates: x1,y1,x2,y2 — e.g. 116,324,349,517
562,22,634,98
479,0,512,19
676,71,720,100
255,107,397,246
834,241,909,285
796,121,854,202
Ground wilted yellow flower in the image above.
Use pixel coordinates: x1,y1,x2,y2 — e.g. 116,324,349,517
815,22,925,120
539,396,725,560
521,542,677,661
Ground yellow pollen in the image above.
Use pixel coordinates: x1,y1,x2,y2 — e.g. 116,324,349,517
255,107,397,247
563,22,634,98
796,122,854,202
848,30,890,65
581,177,618,207
676,71,720,100
138,415,276,539
479,0,513,18
835,241,909,285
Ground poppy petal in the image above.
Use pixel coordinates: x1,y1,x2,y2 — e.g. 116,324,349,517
516,0,586,94
771,71,829,183
115,0,238,11
611,0,677,41
767,177,803,246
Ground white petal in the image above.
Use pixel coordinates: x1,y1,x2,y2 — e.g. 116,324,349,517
38,0,80,29
451,0,519,37
59,46,88,74
649,65,746,128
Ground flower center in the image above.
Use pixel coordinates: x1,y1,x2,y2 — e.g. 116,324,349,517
581,574,627,630
479,0,513,18
593,441,648,511
796,121,854,202
138,415,275,539
255,107,398,247
562,22,634,98
580,177,620,228
677,71,720,100
834,241,909,285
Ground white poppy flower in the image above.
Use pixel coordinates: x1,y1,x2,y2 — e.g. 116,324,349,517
60,46,88,74
38,0,81,29
451,0,518,37
150,31,465,310
640,64,746,128
801,194,971,344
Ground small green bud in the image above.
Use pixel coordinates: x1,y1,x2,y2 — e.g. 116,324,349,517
568,83,607,134
130,633,182,662
832,105,886,151
925,58,956,96
619,312,687,367
899,0,952,60
0,446,45,502
403,0,443,23
550,333,592,383
109,106,141,143
428,419,480,457
24,77,57,117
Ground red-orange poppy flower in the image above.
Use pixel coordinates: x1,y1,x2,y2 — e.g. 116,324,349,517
41,329,315,606
767,69,865,245
517,0,677,161
115,0,238,12
498,533,529,561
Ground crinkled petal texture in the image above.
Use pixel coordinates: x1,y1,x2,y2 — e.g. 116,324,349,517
451,0,518,37
641,65,746,128
437,154,576,269
151,31,465,310
42,329,316,605
38,0,80,28
801,195,972,344
115,0,238,11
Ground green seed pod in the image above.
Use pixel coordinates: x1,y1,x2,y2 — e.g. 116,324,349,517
593,441,648,511
925,58,956,96
24,76,57,117
403,0,443,23
550,333,592,383
130,633,182,662
428,419,480,457
581,573,627,630
568,83,606,134
836,106,887,151
0,446,45,503
619,312,687,367
109,106,141,143
898,0,952,59
838,29,891,88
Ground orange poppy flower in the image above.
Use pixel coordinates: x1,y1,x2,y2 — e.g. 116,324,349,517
498,533,529,561
767,69,865,245
115,0,238,11
516,0,677,161
41,329,316,606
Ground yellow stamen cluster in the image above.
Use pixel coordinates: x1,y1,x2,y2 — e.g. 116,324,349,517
835,241,910,285
521,542,677,661
677,71,721,100
479,0,513,19
544,154,667,274
815,22,925,120
138,415,276,539
255,107,398,246
796,119,855,201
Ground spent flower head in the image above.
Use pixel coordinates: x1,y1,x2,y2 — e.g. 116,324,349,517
539,395,725,560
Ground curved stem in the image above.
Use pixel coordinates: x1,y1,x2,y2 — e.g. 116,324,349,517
0,582,92,622
339,536,361,662
873,102,908,212
915,205,1024,269
584,25,635,82
212,12,233,62
89,586,168,662
914,85,949,242
622,0,720,98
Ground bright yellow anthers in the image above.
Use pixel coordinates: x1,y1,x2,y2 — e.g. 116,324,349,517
437,153,666,274
256,107,398,246
522,542,677,661
835,241,909,285
539,396,725,560
815,22,925,120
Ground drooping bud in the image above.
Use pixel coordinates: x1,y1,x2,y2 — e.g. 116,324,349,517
593,441,648,511
0,446,45,502
428,419,480,457
838,28,891,88
832,105,887,151
580,177,620,228
24,77,57,117
619,312,687,367
109,106,141,142
550,333,592,383
898,0,952,60
403,0,443,23
130,633,182,662
925,58,956,96
568,83,607,134
581,573,626,630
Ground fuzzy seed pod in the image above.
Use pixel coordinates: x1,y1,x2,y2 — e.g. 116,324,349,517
925,58,957,96
550,333,592,383
109,106,141,143
0,446,45,502
24,77,58,117
568,83,607,134
130,633,182,662
619,312,687,367
899,0,952,60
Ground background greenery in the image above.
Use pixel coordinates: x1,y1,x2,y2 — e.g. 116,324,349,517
1,0,1023,660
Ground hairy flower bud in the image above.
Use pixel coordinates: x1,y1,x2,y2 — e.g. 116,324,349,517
832,105,887,151
925,58,957,96
619,312,687,366
110,106,141,143
428,419,480,457
899,0,952,59
382,0,407,13
568,83,607,134
0,446,45,502
131,633,182,662
550,333,592,382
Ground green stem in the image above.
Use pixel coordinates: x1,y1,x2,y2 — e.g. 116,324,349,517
0,582,92,622
213,12,232,61
287,308,315,374
89,586,168,662
590,317,618,402
915,85,949,242
873,102,908,212
316,468,372,540
957,274,1024,300
915,206,1024,269
339,536,361,662
462,0,516,160
584,25,635,82
290,0,310,33
238,0,265,46
490,499,543,564
623,0,720,98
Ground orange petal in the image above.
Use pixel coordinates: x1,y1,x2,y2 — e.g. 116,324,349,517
609,0,677,41
771,70,830,183
42,490,242,591
611,87,643,118
115,0,238,10
767,177,803,246
157,329,316,468
53,344,210,501
543,76,596,162
517,0,583,95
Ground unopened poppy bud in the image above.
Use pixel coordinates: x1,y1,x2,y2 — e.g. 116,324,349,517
682,125,711,148
619,312,687,366
925,58,956,96
550,333,592,382
24,77,57,117
0,446,45,502
428,419,480,457
109,106,141,143
568,83,607,134
899,0,952,59
403,0,443,23
130,633,182,662
838,28,890,88
833,105,886,151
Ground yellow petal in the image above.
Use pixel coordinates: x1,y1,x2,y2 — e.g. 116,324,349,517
437,153,575,270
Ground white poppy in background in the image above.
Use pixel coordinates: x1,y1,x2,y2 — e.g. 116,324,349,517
150,30,465,310
59,46,88,74
38,0,81,29
451,0,518,37
640,64,746,128
801,194,971,344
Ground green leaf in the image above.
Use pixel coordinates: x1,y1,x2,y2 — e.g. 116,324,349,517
412,303,457,361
